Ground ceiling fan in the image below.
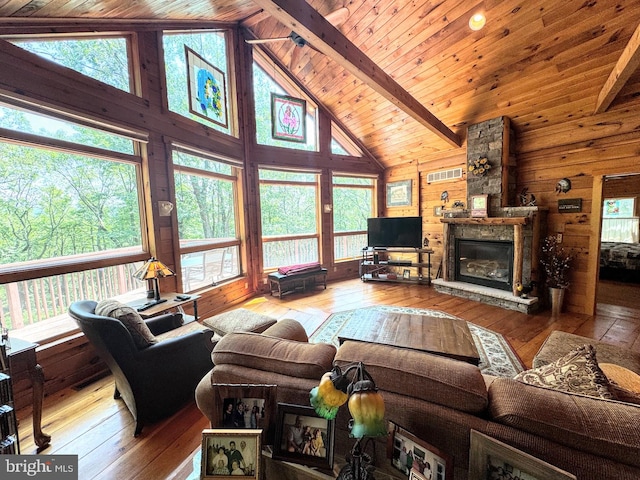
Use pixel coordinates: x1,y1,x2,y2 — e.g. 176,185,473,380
246,6,350,70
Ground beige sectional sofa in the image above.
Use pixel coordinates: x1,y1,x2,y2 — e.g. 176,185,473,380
195,319,640,480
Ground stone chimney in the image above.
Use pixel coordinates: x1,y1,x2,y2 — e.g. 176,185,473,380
466,116,517,215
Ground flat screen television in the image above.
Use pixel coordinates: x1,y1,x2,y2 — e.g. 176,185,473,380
367,217,422,248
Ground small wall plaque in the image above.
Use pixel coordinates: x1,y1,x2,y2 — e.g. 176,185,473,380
558,198,582,213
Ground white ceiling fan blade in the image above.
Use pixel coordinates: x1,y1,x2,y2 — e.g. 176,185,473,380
246,36,291,44
325,6,350,27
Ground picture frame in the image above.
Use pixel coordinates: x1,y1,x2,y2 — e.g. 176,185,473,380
387,421,452,480
386,180,412,207
271,93,307,143
272,403,335,472
200,428,261,479
210,384,277,445
468,430,577,480
403,269,411,280
470,194,488,217
185,46,228,128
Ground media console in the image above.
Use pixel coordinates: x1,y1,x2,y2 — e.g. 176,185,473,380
360,247,433,285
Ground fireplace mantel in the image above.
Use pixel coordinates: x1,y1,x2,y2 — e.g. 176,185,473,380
440,217,529,226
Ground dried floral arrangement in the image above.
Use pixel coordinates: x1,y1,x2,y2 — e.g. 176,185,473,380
468,157,491,176
540,235,573,289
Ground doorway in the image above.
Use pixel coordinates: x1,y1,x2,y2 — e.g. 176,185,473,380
596,174,640,312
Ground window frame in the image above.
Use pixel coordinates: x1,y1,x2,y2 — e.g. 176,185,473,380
331,173,377,262
171,143,245,291
258,167,321,271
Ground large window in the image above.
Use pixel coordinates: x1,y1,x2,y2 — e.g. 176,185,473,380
332,175,376,260
259,169,319,269
10,36,132,93
163,31,234,137
0,105,146,339
173,148,242,291
602,197,639,243
252,50,318,152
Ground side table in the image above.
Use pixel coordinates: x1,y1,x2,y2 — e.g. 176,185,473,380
127,292,201,322
8,337,51,450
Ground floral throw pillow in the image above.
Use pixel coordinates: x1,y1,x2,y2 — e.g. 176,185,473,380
95,299,157,350
514,344,612,399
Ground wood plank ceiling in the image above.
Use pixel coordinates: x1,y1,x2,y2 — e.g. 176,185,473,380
1,0,640,170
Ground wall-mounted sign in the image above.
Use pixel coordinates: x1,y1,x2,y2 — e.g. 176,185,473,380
558,198,582,213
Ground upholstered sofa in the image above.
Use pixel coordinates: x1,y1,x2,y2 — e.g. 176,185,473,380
195,320,640,480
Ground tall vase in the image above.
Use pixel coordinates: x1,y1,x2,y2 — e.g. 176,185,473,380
550,287,565,316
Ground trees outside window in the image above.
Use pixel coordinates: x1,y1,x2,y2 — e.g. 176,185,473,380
173,148,242,291
332,175,376,261
259,169,319,269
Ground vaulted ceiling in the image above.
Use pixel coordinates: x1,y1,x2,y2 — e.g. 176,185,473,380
2,0,640,170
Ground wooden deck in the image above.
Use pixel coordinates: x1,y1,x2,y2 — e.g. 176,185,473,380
15,278,640,479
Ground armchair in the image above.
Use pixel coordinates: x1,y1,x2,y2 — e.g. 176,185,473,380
69,300,213,436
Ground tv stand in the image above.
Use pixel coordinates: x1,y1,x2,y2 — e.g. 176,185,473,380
360,247,433,285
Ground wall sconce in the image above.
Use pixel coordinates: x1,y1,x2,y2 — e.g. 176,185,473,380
158,201,174,216
323,204,333,213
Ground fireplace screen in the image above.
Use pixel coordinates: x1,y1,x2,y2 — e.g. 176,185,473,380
455,239,513,291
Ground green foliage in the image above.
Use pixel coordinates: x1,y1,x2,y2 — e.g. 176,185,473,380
0,143,141,264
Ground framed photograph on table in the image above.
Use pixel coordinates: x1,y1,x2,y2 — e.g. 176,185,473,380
403,269,411,280
387,421,452,479
469,430,577,480
273,403,335,472
210,384,277,445
201,428,261,479
470,194,488,217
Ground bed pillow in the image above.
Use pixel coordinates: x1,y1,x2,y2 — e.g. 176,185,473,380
513,344,612,399
95,299,157,349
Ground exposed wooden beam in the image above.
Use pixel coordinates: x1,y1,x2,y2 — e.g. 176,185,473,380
594,22,640,114
251,0,462,148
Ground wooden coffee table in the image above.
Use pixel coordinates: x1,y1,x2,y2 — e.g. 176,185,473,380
338,311,480,365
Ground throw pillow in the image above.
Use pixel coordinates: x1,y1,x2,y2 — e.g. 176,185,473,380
95,299,157,349
514,344,612,399
600,363,640,405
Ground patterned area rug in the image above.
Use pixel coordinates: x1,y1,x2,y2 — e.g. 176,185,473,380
309,305,524,377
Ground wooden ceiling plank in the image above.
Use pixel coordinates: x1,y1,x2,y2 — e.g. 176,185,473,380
250,0,462,148
594,21,640,114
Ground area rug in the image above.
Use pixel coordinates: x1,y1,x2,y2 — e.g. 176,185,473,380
309,305,524,377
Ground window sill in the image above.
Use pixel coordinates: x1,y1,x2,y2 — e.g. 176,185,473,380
11,314,81,347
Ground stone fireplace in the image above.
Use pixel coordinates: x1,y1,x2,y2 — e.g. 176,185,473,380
432,116,547,313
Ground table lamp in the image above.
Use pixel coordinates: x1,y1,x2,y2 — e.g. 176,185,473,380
310,362,386,480
132,257,175,306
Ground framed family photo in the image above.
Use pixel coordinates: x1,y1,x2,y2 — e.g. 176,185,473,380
272,403,335,472
210,384,277,444
200,429,261,479
468,430,577,480
387,421,452,480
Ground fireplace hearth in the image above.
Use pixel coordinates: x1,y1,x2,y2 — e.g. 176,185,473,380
456,239,513,291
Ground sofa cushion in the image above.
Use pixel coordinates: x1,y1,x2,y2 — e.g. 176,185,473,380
514,344,612,399
600,363,640,405
489,377,640,468
212,332,336,379
262,318,309,342
335,340,488,414
95,298,157,349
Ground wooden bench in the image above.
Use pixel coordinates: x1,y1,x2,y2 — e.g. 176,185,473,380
268,268,328,298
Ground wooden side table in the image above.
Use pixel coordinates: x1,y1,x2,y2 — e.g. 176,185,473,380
8,337,51,450
127,292,201,322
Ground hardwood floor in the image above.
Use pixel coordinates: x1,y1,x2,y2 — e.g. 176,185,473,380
16,279,640,479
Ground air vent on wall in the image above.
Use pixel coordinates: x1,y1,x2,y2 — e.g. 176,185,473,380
427,167,463,183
